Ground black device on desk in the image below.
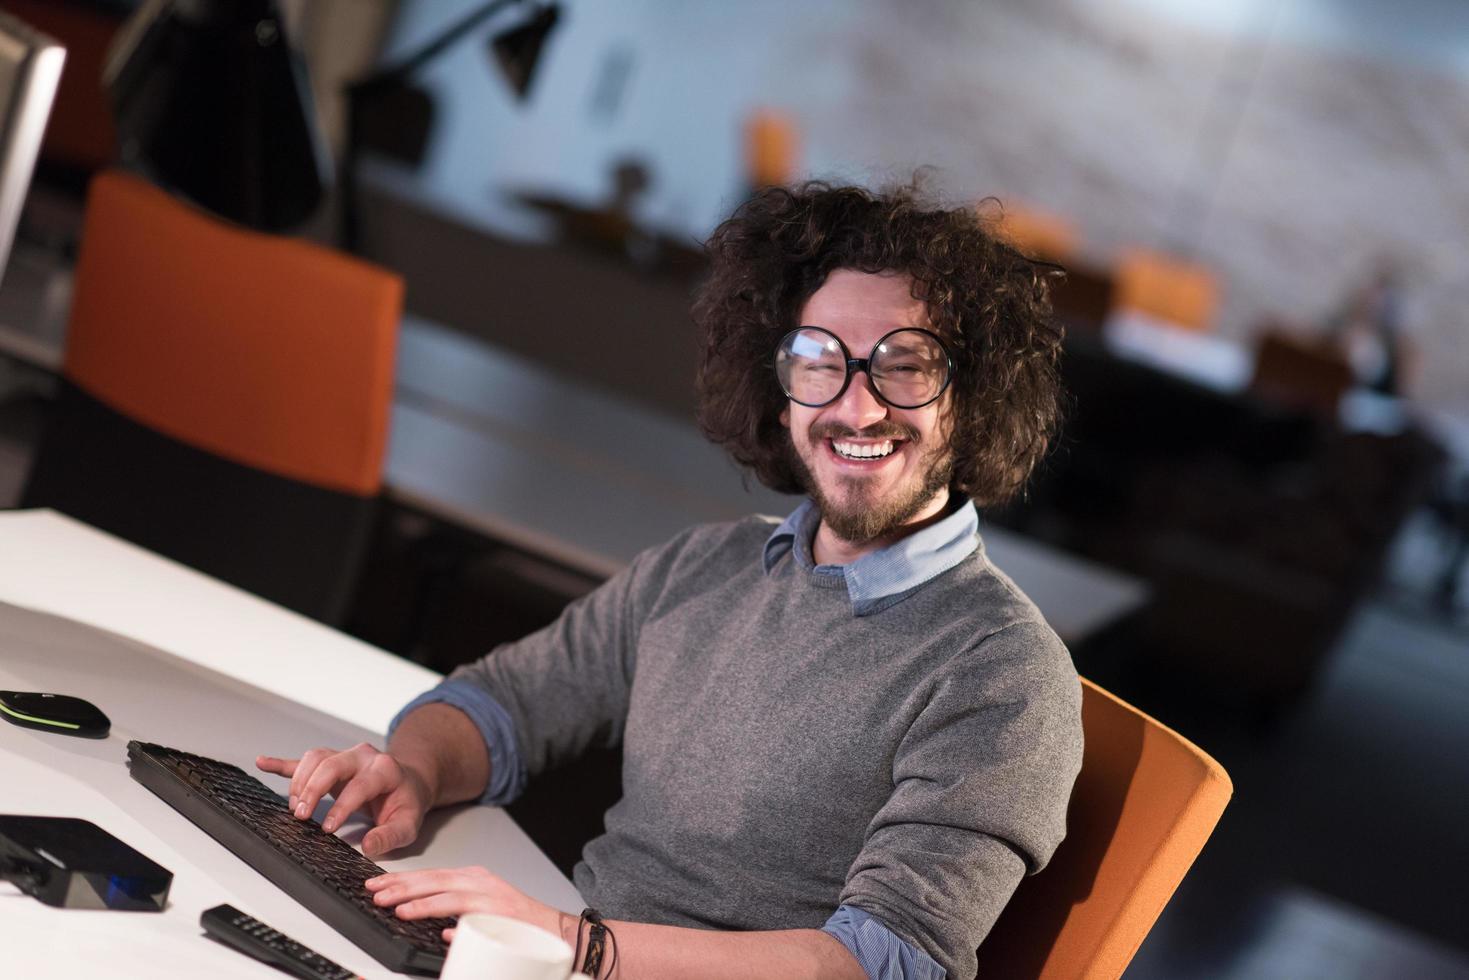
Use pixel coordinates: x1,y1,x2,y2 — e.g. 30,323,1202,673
0,690,111,738
126,740,451,976
0,815,172,911
201,903,361,980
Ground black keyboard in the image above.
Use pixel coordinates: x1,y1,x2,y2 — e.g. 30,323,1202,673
127,740,450,976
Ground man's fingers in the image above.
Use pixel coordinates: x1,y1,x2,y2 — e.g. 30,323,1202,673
367,867,462,899
369,867,494,903
322,749,414,834
363,866,555,936
321,770,389,834
362,815,418,859
255,755,298,778
392,890,494,921
295,744,376,820
287,748,336,814
361,790,426,857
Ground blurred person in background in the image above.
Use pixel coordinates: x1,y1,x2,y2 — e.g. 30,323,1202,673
1325,259,1420,398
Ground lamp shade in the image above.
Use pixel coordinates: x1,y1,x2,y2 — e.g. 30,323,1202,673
106,0,330,232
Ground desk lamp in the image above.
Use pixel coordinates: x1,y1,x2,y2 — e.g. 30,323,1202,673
103,0,330,233
340,0,561,250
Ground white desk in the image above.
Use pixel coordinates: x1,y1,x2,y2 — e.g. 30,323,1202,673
0,509,582,978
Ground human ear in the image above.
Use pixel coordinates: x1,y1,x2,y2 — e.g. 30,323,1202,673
779,405,790,428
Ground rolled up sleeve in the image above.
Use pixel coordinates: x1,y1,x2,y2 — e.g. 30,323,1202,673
839,622,1084,978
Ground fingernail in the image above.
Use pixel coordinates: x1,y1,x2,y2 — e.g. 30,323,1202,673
323,817,335,832
288,795,296,810
295,802,308,818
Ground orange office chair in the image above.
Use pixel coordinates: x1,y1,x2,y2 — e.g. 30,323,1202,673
974,677,1232,979
744,108,801,189
21,170,403,623
1112,248,1220,332
996,203,1080,264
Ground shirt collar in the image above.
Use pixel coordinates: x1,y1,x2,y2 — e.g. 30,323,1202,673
762,497,981,615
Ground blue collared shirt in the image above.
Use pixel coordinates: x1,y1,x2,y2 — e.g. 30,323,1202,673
392,499,978,979
762,496,980,616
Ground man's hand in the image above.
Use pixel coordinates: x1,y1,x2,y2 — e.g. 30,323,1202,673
366,866,565,944
372,866,867,980
256,743,432,858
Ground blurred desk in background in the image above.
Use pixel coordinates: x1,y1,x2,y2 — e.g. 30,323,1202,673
386,315,1149,646
357,174,703,419
1009,314,1450,711
1101,310,1253,395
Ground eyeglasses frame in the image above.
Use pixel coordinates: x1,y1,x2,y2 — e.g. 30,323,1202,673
774,325,955,410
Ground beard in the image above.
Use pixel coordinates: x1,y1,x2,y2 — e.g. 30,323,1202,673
786,421,954,546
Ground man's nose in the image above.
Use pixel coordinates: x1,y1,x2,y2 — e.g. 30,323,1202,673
829,370,889,428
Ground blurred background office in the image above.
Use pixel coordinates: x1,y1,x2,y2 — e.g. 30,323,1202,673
0,0,1466,977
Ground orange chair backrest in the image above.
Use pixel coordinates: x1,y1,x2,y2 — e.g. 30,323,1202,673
1112,248,1220,332
997,203,1080,263
744,108,801,189
64,170,403,497
974,677,1232,979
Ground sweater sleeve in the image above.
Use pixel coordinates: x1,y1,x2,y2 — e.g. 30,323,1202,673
839,621,1083,980
441,530,684,781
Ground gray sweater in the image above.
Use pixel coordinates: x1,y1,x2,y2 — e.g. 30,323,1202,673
449,516,1083,978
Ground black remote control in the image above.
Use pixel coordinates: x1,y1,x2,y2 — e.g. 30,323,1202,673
201,903,361,979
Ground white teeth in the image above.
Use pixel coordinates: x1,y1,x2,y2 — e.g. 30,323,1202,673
832,440,896,460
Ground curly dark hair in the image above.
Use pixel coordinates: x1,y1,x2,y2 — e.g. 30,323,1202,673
694,181,1065,508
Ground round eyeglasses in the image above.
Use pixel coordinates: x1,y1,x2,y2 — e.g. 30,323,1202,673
774,326,954,409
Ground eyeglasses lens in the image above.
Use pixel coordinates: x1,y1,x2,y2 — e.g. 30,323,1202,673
870,330,948,407
776,329,847,406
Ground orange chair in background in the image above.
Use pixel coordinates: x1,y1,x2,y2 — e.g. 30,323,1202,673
744,108,801,190
22,170,403,622
997,202,1081,263
974,677,1232,979
1112,247,1220,332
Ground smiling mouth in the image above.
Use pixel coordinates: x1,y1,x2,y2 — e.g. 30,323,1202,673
830,438,900,461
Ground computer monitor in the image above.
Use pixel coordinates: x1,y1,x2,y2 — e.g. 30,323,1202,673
0,12,63,291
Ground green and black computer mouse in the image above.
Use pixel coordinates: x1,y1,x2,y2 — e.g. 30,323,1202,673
0,691,111,738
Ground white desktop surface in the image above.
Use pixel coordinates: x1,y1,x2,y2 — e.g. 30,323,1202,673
0,509,435,734
0,508,582,978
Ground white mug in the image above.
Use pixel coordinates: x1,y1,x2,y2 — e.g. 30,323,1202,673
439,912,591,980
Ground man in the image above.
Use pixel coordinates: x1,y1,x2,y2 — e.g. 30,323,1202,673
259,183,1082,979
